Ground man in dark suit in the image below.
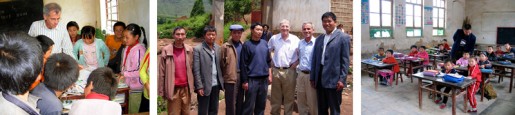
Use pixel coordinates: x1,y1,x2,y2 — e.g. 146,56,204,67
450,23,476,61
193,25,224,115
310,12,350,115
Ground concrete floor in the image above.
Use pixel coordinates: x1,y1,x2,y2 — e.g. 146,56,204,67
361,71,515,115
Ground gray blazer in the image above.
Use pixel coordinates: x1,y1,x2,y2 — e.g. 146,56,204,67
310,29,350,88
193,42,224,95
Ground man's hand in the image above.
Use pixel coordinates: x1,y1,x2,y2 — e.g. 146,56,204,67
197,89,204,96
337,81,344,91
310,80,316,88
242,83,249,91
268,75,273,85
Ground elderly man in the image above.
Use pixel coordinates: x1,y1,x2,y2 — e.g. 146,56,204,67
296,22,318,115
28,3,75,58
311,12,350,115
268,19,300,115
221,24,245,115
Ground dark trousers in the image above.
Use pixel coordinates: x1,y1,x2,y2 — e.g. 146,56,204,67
198,85,220,115
243,77,268,115
224,83,236,115
436,85,451,104
139,93,149,112
317,65,342,115
235,81,245,115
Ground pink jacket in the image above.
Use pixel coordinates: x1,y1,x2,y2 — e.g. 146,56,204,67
456,57,469,67
417,51,429,65
122,44,146,90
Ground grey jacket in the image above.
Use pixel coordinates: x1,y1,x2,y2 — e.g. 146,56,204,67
193,42,224,95
310,29,351,88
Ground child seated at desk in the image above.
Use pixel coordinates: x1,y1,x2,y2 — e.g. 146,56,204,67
69,67,121,115
408,45,418,56
495,45,504,56
486,46,498,61
372,47,386,60
435,60,457,109
414,46,429,73
437,44,448,54
456,52,470,67
467,58,482,113
380,49,400,85
442,39,451,50
478,52,492,69
505,43,515,55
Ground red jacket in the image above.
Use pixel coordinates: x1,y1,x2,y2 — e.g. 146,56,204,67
383,56,400,73
443,43,451,50
408,51,418,57
468,65,482,83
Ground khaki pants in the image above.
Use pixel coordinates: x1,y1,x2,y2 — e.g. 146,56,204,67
168,87,190,115
271,68,296,115
296,72,318,115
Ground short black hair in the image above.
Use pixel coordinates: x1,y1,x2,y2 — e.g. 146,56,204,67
419,46,426,49
36,35,54,53
262,24,269,29
386,49,394,54
321,12,337,21
438,44,443,47
203,25,217,35
43,53,79,91
463,52,470,55
173,26,185,35
113,21,126,30
250,22,262,30
66,21,79,30
80,26,96,39
463,24,472,30
488,46,494,48
378,47,384,51
496,45,501,48
444,60,453,65
87,67,118,99
443,39,447,42
0,32,43,95
411,45,418,49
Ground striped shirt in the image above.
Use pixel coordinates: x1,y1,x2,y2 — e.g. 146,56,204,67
28,20,75,59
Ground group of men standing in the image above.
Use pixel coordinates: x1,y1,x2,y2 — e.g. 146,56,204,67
159,12,351,115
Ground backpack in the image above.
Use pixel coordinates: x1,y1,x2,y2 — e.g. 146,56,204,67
483,83,497,100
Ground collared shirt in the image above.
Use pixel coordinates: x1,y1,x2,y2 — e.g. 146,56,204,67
268,33,300,67
30,83,63,115
322,28,337,65
209,47,218,86
0,92,40,115
28,20,75,59
297,36,316,71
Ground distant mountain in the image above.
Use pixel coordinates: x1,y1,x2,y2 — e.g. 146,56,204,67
157,0,212,18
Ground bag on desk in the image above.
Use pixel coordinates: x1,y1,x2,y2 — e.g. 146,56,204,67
404,56,418,61
480,69,493,73
423,70,439,77
443,74,464,83
499,61,512,65
394,53,404,58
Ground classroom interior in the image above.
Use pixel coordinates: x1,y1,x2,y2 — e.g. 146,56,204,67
361,0,515,114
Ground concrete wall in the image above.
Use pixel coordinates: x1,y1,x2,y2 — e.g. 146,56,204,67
270,0,331,33
466,0,515,45
361,0,466,54
44,0,101,28
118,0,150,42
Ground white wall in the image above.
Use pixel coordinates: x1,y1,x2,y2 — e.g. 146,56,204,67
271,0,331,33
44,0,101,28
361,0,466,53
118,0,150,42
466,0,515,45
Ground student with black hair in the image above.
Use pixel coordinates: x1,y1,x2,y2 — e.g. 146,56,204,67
261,24,273,42
67,21,81,45
120,23,148,112
0,32,43,115
106,21,127,72
486,46,497,61
29,35,56,90
31,53,79,115
69,67,121,114
73,26,110,71
450,18,476,61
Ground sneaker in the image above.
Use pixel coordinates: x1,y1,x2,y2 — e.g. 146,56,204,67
439,103,446,109
467,108,478,113
434,99,441,104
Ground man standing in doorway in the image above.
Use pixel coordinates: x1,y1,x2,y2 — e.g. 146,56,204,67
311,12,351,115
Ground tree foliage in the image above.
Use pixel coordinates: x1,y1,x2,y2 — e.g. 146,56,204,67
190,0,205,17
224,0,251,24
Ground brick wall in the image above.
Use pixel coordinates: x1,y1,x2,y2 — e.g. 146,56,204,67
331,0,353,35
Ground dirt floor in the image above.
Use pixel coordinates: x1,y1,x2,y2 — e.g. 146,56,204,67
157,36,353,115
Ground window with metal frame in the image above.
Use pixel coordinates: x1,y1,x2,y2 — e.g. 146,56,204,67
369,0,393,39
433,0,445,36
406,0,423,37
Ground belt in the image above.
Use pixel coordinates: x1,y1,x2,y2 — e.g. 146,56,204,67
301,70,310,74
274,66,289,69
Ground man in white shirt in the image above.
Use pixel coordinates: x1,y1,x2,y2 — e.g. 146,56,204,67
268,19,300,115
28,3,75,58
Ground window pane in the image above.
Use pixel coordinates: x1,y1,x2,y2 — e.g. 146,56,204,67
382,0,392,13
433,8,438,18
382,14,391,26
406,16,413,27
382,29,391,37
438,18,444,27
414,5,422,16
406,4,413,16
438,29,444,35
407,29,414,37
439,9,444,18
112,15,118,20
433,0,438,6
440,0,445,7
415,16,422,27
370,0,380,13
414,29,422,36
370,13,381,26
417,0,422,4
433,18,438,27
433,29,438,35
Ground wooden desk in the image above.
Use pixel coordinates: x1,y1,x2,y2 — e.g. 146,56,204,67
412,72,475,115
60,87,131,114
491,62,515,93
429,53,448,68
362,59,394,91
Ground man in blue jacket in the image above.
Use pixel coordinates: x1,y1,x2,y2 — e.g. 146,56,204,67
450,23,476,61
310,12,350,115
